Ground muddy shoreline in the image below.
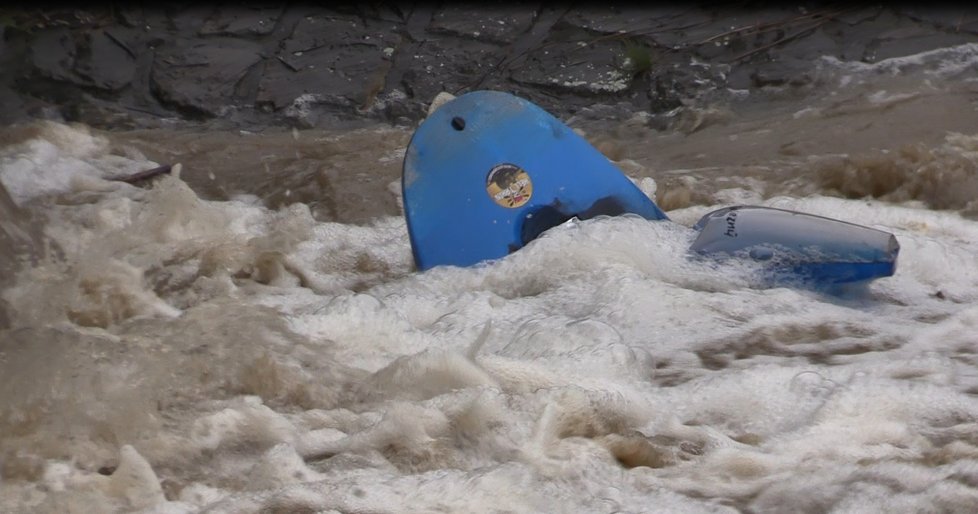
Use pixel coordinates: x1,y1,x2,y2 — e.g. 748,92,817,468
1,5,976,131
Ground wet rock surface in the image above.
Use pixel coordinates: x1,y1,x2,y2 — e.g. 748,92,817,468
1,5,976,130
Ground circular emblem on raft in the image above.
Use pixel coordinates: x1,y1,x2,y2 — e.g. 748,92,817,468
485,163,533,208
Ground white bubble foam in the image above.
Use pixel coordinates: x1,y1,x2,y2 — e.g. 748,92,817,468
820,42,978,80
0,122,156,206
4,118,978,513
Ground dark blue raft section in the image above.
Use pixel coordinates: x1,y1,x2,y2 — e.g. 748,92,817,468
402,91,667,271
402,90,899,285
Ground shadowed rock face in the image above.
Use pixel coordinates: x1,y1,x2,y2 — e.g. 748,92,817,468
0,5,976,130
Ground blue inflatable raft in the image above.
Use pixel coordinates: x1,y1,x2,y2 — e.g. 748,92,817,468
402,91,899,285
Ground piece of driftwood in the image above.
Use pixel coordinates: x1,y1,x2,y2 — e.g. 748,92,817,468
107,164,172,184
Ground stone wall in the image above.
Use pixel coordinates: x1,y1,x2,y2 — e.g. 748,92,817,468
1,5,975,130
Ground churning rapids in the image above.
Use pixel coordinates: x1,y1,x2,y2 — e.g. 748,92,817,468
3,44,978,513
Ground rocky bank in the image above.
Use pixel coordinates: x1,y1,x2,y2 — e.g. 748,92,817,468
1,4,976,131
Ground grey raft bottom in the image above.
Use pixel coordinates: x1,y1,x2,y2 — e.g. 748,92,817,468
690,206,900,285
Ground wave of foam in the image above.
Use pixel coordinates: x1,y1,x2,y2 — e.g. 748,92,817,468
3,121,978,513
819,42,978,81
811,132,978,214
0,122,157,207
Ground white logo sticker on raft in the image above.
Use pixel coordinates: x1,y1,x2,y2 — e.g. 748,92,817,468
486,163,533,208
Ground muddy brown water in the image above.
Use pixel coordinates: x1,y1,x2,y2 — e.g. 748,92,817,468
2,44,978,513
102,62,978,224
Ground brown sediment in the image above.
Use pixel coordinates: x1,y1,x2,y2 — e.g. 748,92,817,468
813,136,978,211
106,126,410,224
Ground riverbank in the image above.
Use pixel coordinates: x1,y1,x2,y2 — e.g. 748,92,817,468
1,5,975,131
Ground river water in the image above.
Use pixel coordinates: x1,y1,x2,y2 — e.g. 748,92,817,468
2,44,978,513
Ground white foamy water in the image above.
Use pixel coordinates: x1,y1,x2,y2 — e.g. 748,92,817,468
3,48,978,513
820,42,978,82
